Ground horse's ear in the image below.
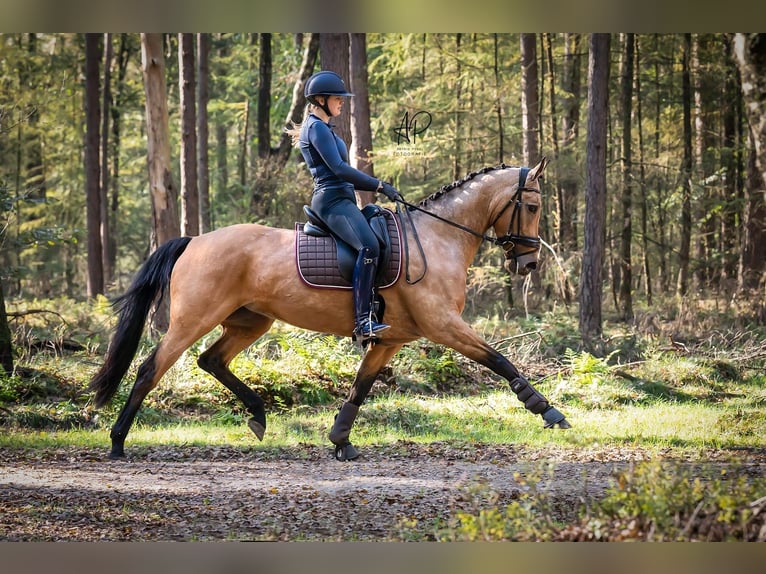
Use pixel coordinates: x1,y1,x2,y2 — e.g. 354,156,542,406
529,156,549,181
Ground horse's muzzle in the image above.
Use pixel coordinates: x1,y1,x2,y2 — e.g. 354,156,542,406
505,251,538,275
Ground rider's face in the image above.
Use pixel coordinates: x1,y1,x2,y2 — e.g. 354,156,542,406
326,95,344,117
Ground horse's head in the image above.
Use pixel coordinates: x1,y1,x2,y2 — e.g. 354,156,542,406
493,157,549,276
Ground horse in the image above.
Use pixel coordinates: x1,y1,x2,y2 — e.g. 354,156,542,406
89,157,570,461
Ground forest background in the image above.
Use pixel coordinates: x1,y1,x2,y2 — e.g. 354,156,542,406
0,32,765,372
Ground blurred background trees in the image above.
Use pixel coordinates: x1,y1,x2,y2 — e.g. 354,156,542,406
1,33,764,355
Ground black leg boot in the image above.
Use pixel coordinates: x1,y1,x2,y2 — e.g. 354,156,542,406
353,247,390,341
329,402,360,461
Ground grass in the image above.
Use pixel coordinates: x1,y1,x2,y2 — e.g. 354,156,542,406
1,295,765,455
2,390,763,454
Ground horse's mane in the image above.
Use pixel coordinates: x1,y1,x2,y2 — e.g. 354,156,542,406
417,163,514,208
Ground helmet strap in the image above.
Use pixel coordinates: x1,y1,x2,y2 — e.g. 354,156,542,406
318,99,332,118
309,95,332,119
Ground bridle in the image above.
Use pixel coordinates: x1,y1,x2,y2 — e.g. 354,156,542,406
395,166,542,282
488,166,542,261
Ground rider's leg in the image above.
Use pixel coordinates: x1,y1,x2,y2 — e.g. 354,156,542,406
313,192,389,341
352,247,390,340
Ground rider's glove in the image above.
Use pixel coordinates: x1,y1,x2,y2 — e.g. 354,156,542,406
378,181,403,202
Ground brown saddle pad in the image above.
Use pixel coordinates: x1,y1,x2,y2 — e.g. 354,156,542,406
295,208,402,289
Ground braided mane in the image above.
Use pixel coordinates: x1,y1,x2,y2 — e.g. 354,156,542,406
418,163,514,207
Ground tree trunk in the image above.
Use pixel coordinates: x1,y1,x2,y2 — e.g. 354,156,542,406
141,33,180,248
560,33,581,252
349,33,377,208
108,34,134,279
544,33,562,249
677,34,693,298
653,35,669,293
520,33,540,167
720,35,739,285
319,34,351,146
493,34,505,164
690,35,708,290
0,280,13,375
142,33,180,333
197,33,211,234
454,33,463,180
619,33,634,321
257,33,272,159
179,33,199,237
85,33,104,298
635,36,652,305
100,33,113,289
23,34,45,202
277,33,320,165
579,33,610,354
215,35,230,226
733,34,766,291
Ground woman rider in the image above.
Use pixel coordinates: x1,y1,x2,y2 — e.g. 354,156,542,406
289,70,402,341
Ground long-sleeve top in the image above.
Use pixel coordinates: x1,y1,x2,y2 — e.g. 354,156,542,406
299,113,379,193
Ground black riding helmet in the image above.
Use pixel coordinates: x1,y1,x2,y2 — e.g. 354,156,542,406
304,71,353,117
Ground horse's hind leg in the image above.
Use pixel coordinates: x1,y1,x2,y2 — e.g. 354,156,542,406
108,350,159,459
109,325,208,459
197,308,275,441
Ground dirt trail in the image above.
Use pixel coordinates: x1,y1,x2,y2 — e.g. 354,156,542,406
2,443,764,541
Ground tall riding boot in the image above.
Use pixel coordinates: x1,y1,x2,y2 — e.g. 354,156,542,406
353,247,390,340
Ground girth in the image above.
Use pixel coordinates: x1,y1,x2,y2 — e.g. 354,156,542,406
295,205,402,289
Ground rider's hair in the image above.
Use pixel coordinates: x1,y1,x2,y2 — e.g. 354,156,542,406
285,103,319,148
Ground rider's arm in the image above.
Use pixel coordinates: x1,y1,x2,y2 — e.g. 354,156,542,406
308,121,381,191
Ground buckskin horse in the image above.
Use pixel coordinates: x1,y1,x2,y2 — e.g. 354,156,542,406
89,157,570,461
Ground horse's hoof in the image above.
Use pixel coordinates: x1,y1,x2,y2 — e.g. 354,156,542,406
108,449,126,460
542,406,570,429
334,443,359,461
547,418,572,429
248,418,266,441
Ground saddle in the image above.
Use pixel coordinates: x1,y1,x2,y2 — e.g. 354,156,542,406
295,204,402,289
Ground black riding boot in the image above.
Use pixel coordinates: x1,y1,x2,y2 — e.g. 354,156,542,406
353,247,390,341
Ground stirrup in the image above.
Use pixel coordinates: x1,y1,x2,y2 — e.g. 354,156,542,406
354,319,390,341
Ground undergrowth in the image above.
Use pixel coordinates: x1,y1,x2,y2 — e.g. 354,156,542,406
402,460,766,542
1,295,765,443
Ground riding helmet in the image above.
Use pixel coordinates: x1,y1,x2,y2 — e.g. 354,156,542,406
304,71,354,104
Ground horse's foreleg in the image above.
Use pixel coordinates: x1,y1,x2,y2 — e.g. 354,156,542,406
197,309,275,440
435,324,570,429
329,342,402,461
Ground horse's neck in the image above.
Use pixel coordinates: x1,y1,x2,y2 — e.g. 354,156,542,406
411,176,501,266
421,177,499,234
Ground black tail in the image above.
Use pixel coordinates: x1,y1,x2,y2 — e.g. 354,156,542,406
89,237,193,408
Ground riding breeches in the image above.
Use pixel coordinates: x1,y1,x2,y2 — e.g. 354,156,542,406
311,187,380,258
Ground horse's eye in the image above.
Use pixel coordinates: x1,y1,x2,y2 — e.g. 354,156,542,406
528,205,538,214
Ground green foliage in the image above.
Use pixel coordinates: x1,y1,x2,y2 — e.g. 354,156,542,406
1,32,762,318
391,342,484,394
572,461,766,541
403,460,766,541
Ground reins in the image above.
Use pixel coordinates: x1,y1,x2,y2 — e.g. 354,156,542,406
395,201,428,284
393,166,541,284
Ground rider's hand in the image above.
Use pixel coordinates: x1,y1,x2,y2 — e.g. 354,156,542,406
379,182,403,202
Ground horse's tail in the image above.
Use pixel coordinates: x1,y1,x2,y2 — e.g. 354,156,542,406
89,236,193,408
